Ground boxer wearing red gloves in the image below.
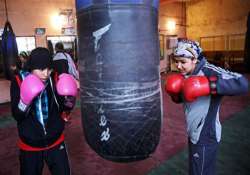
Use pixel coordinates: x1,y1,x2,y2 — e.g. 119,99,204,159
165,38,248,175
10,47,77,175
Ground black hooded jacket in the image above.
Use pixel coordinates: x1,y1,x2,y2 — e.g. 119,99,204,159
10,71,73,148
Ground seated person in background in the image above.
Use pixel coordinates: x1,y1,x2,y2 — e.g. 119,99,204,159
11,51,29,76
16,51,29,70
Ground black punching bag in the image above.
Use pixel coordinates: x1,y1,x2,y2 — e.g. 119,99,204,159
76,0,162,162
1,21,18,80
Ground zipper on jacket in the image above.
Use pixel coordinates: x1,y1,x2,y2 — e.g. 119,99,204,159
38,94,47,135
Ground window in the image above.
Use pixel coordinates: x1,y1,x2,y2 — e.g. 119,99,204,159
16,36,36,54
47,35,77,61
159,34,165,60
47,36,76,51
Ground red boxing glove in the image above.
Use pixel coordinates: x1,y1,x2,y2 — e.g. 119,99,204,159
165,73,184,95
165,73,184,103
183,76,217,102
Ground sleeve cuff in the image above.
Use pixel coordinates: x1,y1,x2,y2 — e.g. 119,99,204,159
18,100,28,112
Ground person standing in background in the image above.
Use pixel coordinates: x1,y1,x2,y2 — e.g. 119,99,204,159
52,42,80,122
53,42,79,88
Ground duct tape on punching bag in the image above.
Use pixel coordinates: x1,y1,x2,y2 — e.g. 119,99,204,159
1,21,18,80
76,0,162,162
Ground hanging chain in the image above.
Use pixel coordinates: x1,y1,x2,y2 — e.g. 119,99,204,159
4,0,9,21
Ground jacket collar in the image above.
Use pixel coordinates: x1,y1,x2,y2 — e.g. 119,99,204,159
191,56,207,75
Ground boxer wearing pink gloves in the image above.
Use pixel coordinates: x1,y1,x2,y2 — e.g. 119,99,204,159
10,47,77,175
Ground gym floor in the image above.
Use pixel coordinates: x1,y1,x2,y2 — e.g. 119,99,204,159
0,73,250,175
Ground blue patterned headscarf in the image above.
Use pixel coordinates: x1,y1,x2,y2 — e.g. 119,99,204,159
174,38,203,60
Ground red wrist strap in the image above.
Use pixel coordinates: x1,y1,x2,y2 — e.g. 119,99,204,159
209,76,217,95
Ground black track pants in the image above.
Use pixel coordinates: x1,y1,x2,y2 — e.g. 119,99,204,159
188,141,219,175
19,142,70,175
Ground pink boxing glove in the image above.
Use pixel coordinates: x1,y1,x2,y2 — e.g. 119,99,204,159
18,74,45,111
56,73,77,97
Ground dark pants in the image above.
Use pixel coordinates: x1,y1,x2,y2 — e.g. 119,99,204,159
19,142,70,175
188,140,219,175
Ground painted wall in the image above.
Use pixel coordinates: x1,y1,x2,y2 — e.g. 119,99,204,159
159,2,186,72
0,0,76,47
186,0,250,41
159,2,186,37
0,0,186,46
